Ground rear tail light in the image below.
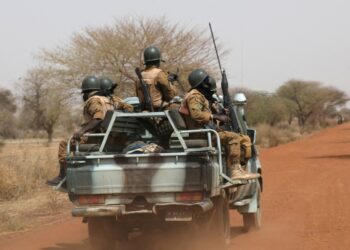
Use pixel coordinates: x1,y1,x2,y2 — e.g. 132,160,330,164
78,195,105,205
175,192,203,202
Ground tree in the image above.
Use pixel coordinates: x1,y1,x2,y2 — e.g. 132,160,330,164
20,68,71,142
232,88,288,126
0,88,17,138
38,16,227,98
277,80,348,127
317,86,349,126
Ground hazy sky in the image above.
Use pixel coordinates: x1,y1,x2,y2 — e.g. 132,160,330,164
0,0,349,96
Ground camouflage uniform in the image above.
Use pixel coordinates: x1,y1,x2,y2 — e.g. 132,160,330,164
135,66,177,148
180,89,250,168
58,94,114,165
110,95,134,113
135,66,177,110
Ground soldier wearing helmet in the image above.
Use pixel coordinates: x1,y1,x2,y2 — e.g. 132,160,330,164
180,69,259,181
135,46,177,111
47,75,115,186
99,77,134,112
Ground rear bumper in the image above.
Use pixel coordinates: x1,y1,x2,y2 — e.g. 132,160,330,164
72,199,213,217
72,205,123,217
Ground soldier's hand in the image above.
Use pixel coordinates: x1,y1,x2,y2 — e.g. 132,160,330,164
211,102,220,114
212,114,230,123
73,131,82,141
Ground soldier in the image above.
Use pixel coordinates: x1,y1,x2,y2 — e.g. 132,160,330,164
135,45,177,111
99,77,134,112
47,76,114,186
134,46,178,148
180,69,259,180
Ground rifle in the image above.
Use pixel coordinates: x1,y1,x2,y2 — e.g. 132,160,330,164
135,67,154,112
209,23,241,133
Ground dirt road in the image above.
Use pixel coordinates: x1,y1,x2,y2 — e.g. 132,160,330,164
1,123,349,250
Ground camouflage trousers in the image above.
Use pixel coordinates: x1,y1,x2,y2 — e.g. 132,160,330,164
218,131,252,166
58,138,87,167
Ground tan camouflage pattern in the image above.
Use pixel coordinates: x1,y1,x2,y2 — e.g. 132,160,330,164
111,95,134,112
136,66,177,109
58,94,116,166
180,89,212,129
181,89,252,164
82,95,113,125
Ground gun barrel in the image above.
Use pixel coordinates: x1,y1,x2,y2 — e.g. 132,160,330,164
209,22,223,73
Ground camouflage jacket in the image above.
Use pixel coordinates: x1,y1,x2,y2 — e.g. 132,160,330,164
135,66,177,110
180,89,212,129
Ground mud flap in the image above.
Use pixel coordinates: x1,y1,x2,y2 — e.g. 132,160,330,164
237,182,259,213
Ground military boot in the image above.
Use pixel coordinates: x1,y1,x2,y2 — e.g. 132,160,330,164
230,163,260,180
46,163,66,187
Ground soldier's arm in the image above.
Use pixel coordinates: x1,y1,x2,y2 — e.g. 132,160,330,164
74,98,104,139
111,96,134,112
86,97,105,120
156,71,177,102
187,95,212,124
118,101,134,112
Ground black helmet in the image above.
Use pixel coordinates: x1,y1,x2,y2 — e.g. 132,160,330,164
188,69,209,89
100,77,117,93
81,76,100,93
143,46,161,64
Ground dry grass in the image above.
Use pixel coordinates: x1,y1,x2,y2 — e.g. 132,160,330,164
0,139,58,200
0,190,70,235
0,139,71,235
255,123,302,148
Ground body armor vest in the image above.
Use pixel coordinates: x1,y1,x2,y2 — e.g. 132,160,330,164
83,95,114,124
140,68,163,108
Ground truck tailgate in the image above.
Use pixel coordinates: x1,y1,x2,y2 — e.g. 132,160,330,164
67,154,212,194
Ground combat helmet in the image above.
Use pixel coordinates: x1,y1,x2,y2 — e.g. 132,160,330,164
100,77,117,93
143,46,162,64
188,69,209,89
81,76,100,93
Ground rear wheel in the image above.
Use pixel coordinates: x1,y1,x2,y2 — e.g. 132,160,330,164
193,192,231,250
88,217,117,250
243,182,262,231
211,193,231,248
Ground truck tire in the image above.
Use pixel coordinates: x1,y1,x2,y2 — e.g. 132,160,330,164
88,217,116,250
210,193,231,249
193,192,230,250
243,182,262,231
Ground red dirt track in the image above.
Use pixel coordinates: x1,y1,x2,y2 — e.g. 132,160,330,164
1,123,350,250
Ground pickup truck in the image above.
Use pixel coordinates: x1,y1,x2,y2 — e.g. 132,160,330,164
59,94,262,250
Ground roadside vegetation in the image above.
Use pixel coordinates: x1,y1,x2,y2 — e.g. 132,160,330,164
0,140,68,234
